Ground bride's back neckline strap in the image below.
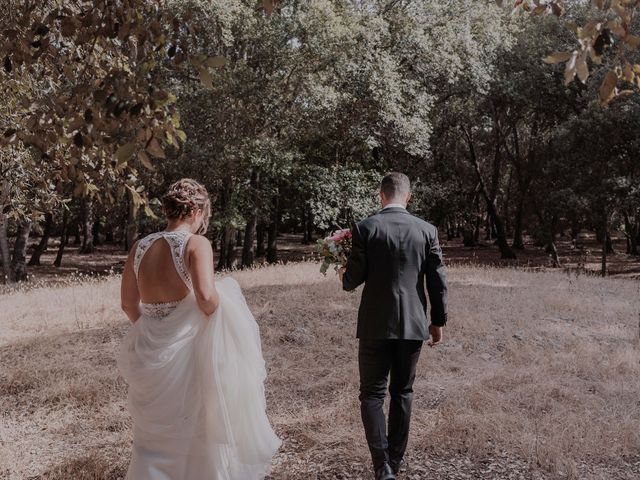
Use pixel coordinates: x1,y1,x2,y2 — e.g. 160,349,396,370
134,230,194,291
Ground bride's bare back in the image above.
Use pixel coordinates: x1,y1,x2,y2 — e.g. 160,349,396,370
138,238,191,303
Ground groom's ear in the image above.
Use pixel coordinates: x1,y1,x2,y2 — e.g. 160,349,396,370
406,192,412,204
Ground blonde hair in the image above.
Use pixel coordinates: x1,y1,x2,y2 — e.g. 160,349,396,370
161,178,211,235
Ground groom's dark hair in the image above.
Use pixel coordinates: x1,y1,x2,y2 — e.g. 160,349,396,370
380,172,411,199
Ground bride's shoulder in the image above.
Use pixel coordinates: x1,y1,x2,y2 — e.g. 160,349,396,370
185,234,212,251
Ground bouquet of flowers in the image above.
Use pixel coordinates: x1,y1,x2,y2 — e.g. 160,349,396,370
316,228,352,275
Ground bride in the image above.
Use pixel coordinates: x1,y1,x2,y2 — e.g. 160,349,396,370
118,178,281,479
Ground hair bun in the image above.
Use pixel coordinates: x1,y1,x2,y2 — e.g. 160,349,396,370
162,178,211,234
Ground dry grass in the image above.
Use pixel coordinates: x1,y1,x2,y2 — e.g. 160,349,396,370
1,263,639,479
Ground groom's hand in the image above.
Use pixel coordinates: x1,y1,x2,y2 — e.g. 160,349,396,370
427,324,443,347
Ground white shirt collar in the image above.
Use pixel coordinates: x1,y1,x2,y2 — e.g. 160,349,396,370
382,203,407,210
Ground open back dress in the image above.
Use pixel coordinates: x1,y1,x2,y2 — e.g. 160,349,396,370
117,231,280,479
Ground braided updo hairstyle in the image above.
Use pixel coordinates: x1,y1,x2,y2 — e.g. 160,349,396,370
162,178,211,235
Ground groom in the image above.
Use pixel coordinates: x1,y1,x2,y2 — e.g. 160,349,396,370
339,172,448,480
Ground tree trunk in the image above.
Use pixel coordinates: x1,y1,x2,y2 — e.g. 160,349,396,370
267,222,278,264
256,223,266,258
485,216,492,241
512,195,525,250
473,193,481,244
54,209,70,267
11,220,32,282
302,211,308,244
217,226,236,270
0,213,12,283
28,212,53,266
547,241,560,268
216,178,237,270
463,128,517,259
266,194,279,264
624,213,638,255
606,232,615,254
504,184,512,237
570,219,581,247
302,206,314,244
486,203,516,258
72,220,81,245
241,170,260,268
306,210,314,244
92,217,102,246
462,228,476,247
545,215,560,268
632,220,640,255
241,224,256,268
601,215,608,277
79,198,95,254
446,221,454,241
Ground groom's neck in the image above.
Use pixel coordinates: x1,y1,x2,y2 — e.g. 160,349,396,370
381,199,407,209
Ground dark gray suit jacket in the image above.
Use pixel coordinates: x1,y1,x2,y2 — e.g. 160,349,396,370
342,207,448,340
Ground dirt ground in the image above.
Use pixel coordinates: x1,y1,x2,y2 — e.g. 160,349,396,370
1,263,639,479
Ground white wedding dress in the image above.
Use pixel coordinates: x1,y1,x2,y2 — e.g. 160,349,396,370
117,230,281,480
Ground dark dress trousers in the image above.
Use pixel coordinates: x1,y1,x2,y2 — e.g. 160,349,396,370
342,206,448,470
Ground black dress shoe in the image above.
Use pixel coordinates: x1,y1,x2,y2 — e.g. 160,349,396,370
375,462,396,480
390,458,405,474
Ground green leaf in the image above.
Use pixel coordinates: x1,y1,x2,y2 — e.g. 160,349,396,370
176,129,187,142
622,63,634,82
564,58,577,85
576,53,589,83
144,204,157,219
115,142,136,166
198,68,213,89
564,22,579,34
543,52,572,64
599,70,618,104
626,35,640,49
127,185,143,208
146,137,166,159
138,150,155,170
206,56,226,68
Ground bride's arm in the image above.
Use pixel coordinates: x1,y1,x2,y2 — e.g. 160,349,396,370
121,242,142,323
188,235,220,316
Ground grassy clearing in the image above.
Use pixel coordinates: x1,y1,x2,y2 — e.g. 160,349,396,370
1,263,639,479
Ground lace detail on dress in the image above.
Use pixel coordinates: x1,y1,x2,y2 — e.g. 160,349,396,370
140,300,182,319
162,231,193,290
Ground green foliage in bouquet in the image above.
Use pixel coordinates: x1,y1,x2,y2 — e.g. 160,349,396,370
316,229,352,275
